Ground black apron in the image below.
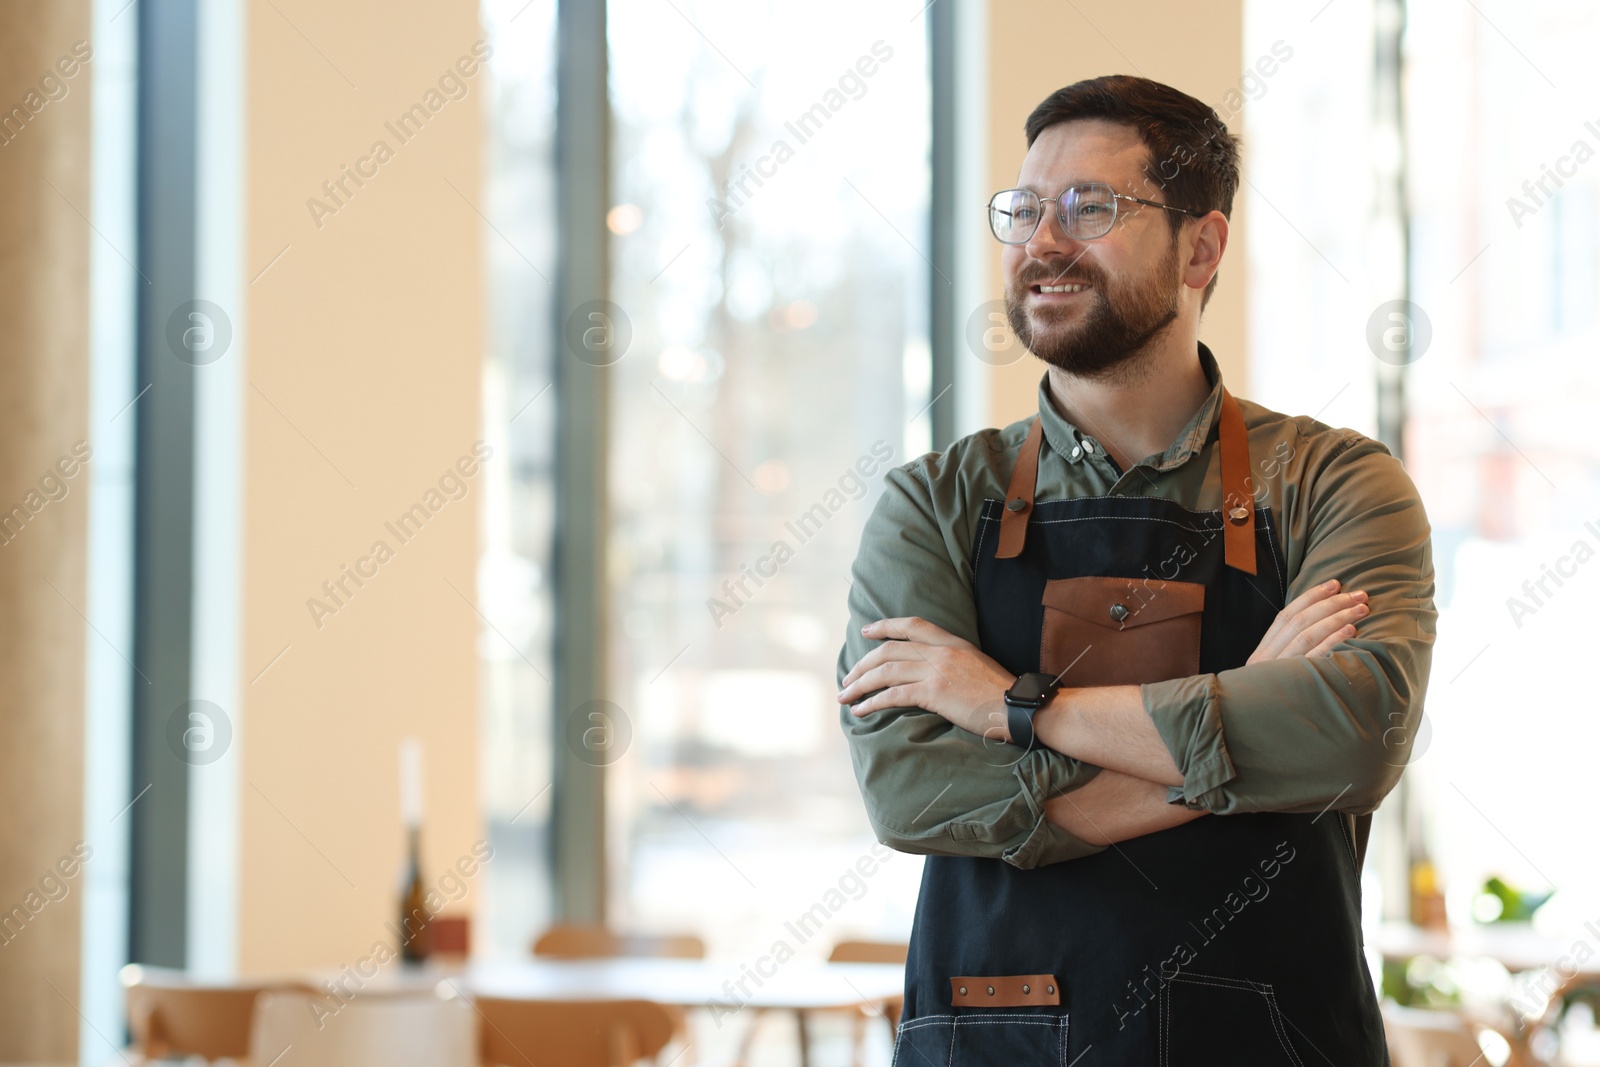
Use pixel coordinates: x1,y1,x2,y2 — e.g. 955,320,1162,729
890,389,1387,1066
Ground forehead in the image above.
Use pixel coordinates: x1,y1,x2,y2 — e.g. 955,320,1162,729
1015,118,1152,193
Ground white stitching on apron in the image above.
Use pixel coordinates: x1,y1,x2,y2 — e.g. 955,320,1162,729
1159,972,1305,1067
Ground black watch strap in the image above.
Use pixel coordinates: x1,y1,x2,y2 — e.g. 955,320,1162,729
1007,700,1039,750
1004,672,1059,749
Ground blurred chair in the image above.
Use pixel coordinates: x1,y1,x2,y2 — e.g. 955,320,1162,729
531,922,705,960
473,996,679,1067
732,940,907,1067
1382,1002,1525,1067
831,939,907,1057
248,989,475,1067
122,964,315,1065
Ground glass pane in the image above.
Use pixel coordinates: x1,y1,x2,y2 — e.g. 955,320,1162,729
606,0,931,961
479,0,559,959
1404,0,1600,938
1248,0,1600,1005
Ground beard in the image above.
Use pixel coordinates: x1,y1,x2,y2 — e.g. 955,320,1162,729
1005,234,1182,381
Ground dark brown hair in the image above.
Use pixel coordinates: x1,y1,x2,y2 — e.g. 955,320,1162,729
1023,75,1241,308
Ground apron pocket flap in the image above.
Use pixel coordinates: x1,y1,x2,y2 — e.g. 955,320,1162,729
1041,576,1205,629
1040,578,1204,686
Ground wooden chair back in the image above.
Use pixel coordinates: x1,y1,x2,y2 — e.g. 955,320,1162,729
827,940,908,964
122,965,312,1062
531,923,705,960
474,996,679,1067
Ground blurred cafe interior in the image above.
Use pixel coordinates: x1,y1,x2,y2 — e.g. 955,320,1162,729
2,0,1600,1064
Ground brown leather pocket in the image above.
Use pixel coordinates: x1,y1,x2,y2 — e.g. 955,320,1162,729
1040,576,1204,687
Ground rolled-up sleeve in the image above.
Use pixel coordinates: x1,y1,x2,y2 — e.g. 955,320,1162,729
1141,431,1437,816
839,462,1107,868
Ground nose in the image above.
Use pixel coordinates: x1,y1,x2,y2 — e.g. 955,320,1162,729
1022,198,1087,264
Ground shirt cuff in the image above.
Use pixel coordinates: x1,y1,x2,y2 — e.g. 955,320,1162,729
999,748,1107,869
1141,673,1237,810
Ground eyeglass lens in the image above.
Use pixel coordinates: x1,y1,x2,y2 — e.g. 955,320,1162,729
988,185,1118,243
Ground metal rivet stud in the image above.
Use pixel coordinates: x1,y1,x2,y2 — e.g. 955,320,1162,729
1070,446,1082,459
986,986,995,996
1006,497,1028,512
1109,603,1129,622
1022,984,1031,994
1227,506,1250,525
1047,984,1055,995
1083,440,1096,453
958,986,967,996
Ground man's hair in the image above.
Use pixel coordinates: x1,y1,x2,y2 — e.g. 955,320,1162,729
1023,74,1241,309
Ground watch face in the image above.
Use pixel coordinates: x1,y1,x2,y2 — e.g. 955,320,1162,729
1008,672,1053,704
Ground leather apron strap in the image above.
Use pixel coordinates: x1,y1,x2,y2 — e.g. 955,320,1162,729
993,387,1257,575
1218,386,1258,576
993,417,1045,560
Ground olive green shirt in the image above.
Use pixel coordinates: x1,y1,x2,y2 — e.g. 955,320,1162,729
837,342,1437,869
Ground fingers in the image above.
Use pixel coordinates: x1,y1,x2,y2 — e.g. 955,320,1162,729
1255,582,1369,662
846,684,913,717
838,656,928,706
1280,597,1367,656
1273,600,1366,661
1258,579,1344,649
860,616,965,648
840,634,935,688
1307,620,1358,659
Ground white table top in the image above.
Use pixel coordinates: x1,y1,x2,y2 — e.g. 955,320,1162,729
461,957,905,1011
1371,921,1595,974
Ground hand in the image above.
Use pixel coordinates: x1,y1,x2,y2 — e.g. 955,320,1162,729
838,616,1017,740
1247,578,1369,665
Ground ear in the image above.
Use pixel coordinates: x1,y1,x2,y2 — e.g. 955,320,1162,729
1183,210,1229,294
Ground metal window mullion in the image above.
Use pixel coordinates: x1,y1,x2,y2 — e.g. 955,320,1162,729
550,0,611,925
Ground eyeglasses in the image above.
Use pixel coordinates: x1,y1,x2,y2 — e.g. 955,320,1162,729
987,182,1206,244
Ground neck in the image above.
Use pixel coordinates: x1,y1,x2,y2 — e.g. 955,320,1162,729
1043,324,1213,472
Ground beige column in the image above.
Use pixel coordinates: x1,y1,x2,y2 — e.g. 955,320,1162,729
238,0,486,972
984,1,1249,424
0,1,93,1061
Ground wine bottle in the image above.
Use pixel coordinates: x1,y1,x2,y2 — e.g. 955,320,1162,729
400,824,432,962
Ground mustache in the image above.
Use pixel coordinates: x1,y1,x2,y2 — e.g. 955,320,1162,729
1015,263,1100,290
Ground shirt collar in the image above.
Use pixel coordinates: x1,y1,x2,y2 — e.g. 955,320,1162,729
1034,341,1226,473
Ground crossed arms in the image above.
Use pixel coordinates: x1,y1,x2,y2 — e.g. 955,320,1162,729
835,431,1437,868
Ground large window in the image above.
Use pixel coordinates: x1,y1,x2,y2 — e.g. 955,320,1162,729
478,0,936,966
603,1,933,953
1246,0,1600,1025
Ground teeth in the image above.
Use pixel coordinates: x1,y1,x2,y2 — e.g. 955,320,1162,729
1037,283,1089,293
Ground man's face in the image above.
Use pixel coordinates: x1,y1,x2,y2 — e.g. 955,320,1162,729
1002,119,1185,379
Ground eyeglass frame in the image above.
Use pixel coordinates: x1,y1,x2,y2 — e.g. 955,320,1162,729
986,182,1208,245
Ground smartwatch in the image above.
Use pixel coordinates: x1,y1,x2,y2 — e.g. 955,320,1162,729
1003,671,1061,749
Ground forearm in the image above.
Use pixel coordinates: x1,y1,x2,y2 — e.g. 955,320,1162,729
1044,768,1205,845
1141,639,1431,815
842,701,1108,866
1031,685,1184,787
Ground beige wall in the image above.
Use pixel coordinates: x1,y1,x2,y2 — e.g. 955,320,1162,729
240,0,486,973
983,1,1249,426
0,1,92,1058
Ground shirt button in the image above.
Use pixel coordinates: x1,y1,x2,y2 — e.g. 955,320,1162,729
1083,440,1096,453
1070,446,1082,459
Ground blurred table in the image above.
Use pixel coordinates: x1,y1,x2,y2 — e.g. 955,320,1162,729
1372,921,1599,975
463,956,904,1010
288,956,904,1067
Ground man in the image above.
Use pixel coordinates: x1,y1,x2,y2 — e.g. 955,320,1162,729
835,75,1434,1065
